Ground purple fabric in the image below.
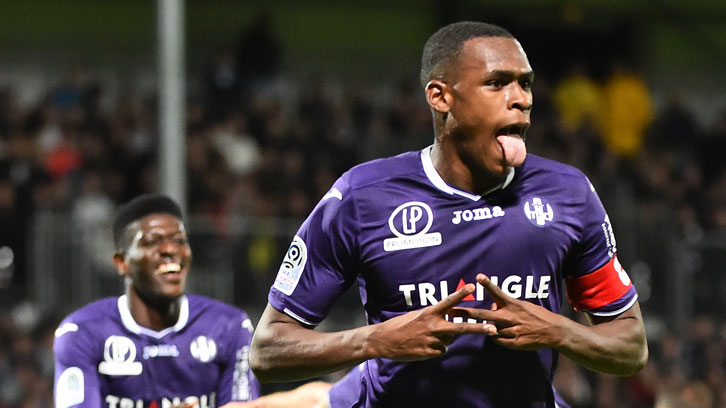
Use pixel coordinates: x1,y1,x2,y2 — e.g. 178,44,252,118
271,149,638,407
54,294,259,407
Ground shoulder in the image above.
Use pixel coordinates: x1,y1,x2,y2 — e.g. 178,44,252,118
186,295,255,343
187,294,250,325
54,297,118,357
57,297,119,332
341,150,422,193
520,154,588,180
518,154,594,196
311,150,422,226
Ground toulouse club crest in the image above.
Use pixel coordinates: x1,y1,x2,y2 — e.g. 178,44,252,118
190,335,217,363
523,197,555,227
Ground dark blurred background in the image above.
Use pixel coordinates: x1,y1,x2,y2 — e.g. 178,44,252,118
1,1,725,407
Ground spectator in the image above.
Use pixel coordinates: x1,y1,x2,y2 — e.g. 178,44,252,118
598,62,654,158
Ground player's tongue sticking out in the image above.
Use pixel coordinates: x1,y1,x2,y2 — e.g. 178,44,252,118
496,126,527,167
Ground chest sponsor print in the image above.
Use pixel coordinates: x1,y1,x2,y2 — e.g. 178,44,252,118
398,275,552,308
98,335,143,376
384,201,442,252
104,393,216,408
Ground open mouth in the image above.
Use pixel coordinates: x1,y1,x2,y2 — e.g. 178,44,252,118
156,263,182,275
495,124,528,141
495,124,528,168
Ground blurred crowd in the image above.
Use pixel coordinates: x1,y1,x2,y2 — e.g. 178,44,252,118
1,20,726,408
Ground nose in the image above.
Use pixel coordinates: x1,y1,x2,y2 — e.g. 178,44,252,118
508,83,532,113
158,239,178,257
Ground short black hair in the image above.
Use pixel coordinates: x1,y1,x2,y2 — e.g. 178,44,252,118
112,194,183,250
420,21,515,88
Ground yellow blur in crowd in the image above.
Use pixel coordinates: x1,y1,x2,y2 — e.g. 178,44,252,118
553,64,654,159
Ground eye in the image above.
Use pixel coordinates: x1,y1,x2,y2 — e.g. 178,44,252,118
174,237,188,246
486,79,506,89
141,236,162,247
519,78,533,90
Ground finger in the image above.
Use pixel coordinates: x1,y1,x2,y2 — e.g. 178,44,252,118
448,306,501,323
476,274,511,305
220,403,260,408
488,333,529,350
430,283,476,314
448,308,501,335
174,399,197,408
431,342,448,355
492,326,516,339
433,332,456,345
172,401,198,408
440,321,498,336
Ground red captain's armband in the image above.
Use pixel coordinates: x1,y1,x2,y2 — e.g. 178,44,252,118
566,255,632,311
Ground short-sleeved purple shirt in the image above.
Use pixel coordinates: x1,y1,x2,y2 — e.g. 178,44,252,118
54,294,259,408
271,148,637,407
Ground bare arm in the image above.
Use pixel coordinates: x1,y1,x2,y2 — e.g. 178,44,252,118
557,302,647,375
250,284,496,382
451,274,647,376
249,305,371,382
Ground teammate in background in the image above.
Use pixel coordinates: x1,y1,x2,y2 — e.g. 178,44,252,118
53,194,328,408
250,21,648,407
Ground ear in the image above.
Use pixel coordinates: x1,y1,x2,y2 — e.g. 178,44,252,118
425,80,451,114
113,252,129,277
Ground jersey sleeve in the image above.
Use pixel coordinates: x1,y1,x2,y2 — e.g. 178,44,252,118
53,319,103,408
268,176,359,326
216,311,260,404
563,178,638,316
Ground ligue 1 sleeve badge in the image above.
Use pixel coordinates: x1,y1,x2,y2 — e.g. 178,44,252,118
273,235,308,296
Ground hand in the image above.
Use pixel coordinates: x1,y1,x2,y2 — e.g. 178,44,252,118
449,274,564,351
172,399,198,408
220,401,268,408
368,283,496,361
219,381,331,408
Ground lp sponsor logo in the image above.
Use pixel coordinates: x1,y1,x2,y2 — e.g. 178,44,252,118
384,202,442,252
98,336,142,376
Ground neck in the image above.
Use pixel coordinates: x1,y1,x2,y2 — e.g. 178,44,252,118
125,284,181,331
431,141,507,195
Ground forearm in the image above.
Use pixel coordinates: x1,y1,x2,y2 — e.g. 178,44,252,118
251,285,491,382
555,304,648,376
250,306,374,382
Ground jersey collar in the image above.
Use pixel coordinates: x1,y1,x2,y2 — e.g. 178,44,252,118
420,145,515,201
118,294,189,339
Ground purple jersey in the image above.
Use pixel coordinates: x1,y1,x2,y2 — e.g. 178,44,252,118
54,294,260,408
327,364,365,408
327,362,571,408
269,147,637,407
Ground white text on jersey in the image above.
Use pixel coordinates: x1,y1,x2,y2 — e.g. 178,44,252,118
398,275,551,306
105,393,215,408
451,206,505,225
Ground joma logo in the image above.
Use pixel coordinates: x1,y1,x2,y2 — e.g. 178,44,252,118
451,206,505,225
